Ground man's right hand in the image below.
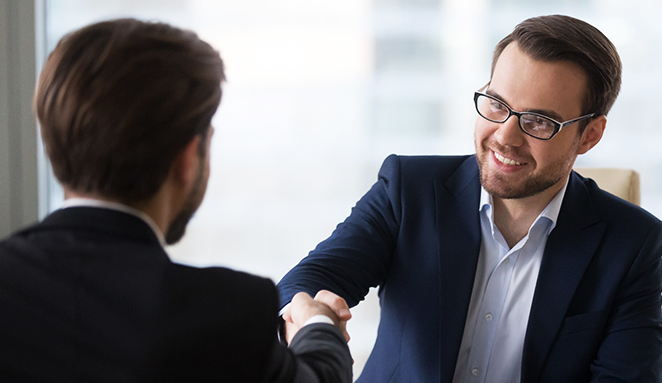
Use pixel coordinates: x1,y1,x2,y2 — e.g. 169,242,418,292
312,290,351,342
282,290,352,345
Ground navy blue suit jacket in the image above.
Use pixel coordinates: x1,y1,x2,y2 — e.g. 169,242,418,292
278,154,662,382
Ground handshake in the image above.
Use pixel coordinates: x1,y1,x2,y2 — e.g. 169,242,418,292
282,290,352,346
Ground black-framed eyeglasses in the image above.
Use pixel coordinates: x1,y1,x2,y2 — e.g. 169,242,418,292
473,87,595,140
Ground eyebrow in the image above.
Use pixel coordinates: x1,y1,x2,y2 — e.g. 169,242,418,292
485,89,564,122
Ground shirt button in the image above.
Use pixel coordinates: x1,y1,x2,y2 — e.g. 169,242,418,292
472,367,480,376
485,313,493,321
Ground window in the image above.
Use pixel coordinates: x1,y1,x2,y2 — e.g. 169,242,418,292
42,0,662,378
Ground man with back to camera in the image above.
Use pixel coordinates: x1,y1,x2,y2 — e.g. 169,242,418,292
0,19,353,383
278,14,662,382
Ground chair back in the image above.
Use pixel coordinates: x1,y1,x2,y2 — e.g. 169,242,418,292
573,167,640,206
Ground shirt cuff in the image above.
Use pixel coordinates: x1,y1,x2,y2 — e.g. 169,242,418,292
303,314,335,327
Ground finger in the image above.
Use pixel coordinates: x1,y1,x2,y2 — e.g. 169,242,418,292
337,308,352,321
338,320,350,342
285,319,298,345
289,291,329,325
312,291,351,341
314,290,352,321
282,305,293,323
292,291,313,304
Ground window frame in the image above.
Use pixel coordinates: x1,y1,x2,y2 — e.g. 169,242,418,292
0,0,51,238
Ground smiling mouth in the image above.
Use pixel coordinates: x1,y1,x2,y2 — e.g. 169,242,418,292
494,151,522,166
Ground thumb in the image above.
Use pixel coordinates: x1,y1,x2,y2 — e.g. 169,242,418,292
282,304,293,323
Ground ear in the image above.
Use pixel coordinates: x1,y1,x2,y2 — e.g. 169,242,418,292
576,115,606,155
171,135,203,187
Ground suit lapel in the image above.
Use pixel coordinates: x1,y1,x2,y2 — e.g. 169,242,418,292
522,172,606,382
434,156,483,381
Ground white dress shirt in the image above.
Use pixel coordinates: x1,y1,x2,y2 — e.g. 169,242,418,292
452,179,568,383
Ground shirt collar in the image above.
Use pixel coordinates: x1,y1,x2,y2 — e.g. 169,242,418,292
61,198,167,247
479,175,570,235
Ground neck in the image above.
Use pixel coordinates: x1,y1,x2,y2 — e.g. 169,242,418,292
492,181,565,247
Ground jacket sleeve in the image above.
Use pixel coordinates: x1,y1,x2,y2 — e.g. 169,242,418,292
264,324,353,383
589,221,662,382
277,154,403,309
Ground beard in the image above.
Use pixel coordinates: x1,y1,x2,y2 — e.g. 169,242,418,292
164,161,208,245
476,138,576,200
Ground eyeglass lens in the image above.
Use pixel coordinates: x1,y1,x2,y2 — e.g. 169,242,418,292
476,94,556,139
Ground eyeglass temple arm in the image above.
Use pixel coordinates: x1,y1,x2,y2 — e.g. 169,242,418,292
560,113,596,128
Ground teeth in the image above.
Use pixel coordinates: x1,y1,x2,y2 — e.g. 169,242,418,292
494,152,522,166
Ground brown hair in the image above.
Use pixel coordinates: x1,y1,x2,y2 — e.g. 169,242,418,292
35,18,225,203
492,15,621,120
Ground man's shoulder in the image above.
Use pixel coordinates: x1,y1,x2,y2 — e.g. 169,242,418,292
167,262,277,301
0,212,282,382
163,262,280,328
568,172,661,232
383,153,474,169
3,207,163,247
379,154,477,181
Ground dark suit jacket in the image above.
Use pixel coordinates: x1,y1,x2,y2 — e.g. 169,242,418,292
278,154,662,382
0,207,352,383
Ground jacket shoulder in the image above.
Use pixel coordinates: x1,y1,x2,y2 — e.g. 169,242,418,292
379,154,476,182
165,263,278,318
572,171,661,229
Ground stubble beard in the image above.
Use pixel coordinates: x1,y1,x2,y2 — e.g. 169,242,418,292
165,162,207,245
476,138,574,200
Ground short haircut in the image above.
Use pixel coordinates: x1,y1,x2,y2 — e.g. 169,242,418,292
492,15,622,120
35,18,225,204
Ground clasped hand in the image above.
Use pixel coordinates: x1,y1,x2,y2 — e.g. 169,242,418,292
283,290,352,345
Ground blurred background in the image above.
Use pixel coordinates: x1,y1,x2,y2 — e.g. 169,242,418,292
4,0,662,379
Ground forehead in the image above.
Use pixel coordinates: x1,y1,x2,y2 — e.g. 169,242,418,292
490,42,587,119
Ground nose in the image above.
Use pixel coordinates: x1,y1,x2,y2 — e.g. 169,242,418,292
493,114,525,147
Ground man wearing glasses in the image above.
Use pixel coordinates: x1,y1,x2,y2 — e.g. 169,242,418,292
278,14,662,382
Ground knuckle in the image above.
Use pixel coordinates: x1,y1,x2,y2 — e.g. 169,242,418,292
315,289,330,299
